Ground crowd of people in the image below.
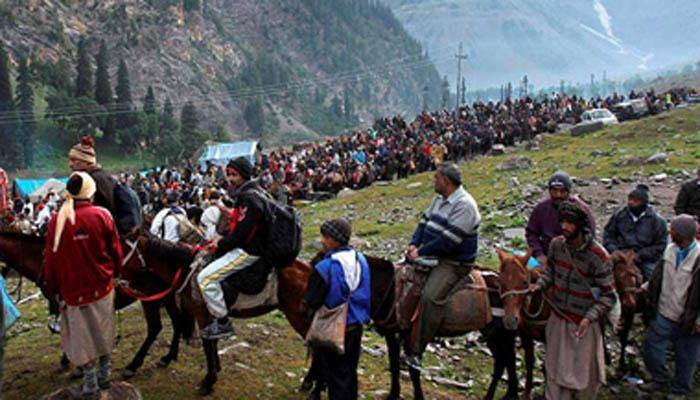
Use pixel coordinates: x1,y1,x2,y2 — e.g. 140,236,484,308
3,88,695,235
1,86,700,399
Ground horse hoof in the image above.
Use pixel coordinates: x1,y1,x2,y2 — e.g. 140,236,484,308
157,357,174,368
122,369,137,380
300,378,314,392
198,384,214,396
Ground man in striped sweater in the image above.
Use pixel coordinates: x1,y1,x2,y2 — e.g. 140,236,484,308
405,163,481,368
532,201,616,400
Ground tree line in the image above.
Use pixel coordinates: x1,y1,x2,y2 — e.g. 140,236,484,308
0,38,207,171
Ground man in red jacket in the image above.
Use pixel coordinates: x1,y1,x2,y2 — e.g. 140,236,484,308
44,172,123,400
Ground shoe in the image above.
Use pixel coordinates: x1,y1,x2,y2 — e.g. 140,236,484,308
638,382,665,393
48,320,61,334
67,385,99,400
200,319,235,340
666,394,688,400
404,354,423,370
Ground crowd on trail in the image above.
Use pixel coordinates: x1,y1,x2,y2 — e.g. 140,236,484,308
3,88,695,235
1,86,700,400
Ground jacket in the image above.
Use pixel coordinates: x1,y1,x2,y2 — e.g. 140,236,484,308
603,206,668,271
674,179,700,219
44,201,123,306
526,196,596,258
305,247,371,326
215,180,268,258
646,242,700,335
537,235,616,324
411,186,481,263
87,166,118,213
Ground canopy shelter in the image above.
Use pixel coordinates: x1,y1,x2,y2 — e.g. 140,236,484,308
196,141,259,170
13,177,68,201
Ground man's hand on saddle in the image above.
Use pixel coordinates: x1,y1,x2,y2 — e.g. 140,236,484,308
528,283,542,294
406,245,419,262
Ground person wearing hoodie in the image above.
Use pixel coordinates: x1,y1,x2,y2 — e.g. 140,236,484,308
603,184,668,279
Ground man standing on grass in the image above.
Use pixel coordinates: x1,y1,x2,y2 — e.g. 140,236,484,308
531,201,616,400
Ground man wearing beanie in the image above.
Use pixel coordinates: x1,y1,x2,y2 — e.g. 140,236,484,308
603,184,668,279
642,214,700,399
197,157,271,339
405,162,481,368
674,167,700,222
526,171,596,266
530,201,615,400
68,135,142,235
43,172,123,399
304,218,370,400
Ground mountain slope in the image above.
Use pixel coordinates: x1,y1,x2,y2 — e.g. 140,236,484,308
382,0,700,89
0,0,442,144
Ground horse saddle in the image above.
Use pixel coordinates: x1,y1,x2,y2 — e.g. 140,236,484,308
395,263,492,336
185,251,278,312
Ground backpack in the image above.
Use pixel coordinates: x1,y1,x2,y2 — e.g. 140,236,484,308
113,183,144,234
253,190,302,266
163,209,204,245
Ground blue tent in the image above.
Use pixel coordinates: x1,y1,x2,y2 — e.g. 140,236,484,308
198,141,259,169
14,177,69,198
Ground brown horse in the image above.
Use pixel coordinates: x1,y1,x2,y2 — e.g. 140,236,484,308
610,250,644,375
0,230,194,377
304,252,522,400
497,249,548,400
121,235,313,395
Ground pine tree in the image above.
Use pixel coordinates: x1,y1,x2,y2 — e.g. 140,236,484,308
183,0,200,12
94,40,116,139
180,101,203,156
94,41,112,105
243,98,264,137
75,37,93,98
53,57,72,93
143,85,156,115
115,59,133,129
159,98,182,160
0,43,24,169
16,56,34,166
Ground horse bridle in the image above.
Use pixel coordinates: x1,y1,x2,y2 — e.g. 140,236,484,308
499,256,532,300
613,258,641,294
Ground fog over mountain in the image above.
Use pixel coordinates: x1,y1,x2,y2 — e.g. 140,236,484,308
383,0,700,89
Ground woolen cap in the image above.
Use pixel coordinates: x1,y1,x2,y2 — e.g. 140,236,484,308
671,214,698,240
628,184,650,204
227,157,252,180
548,171,572,191
321,218,352,245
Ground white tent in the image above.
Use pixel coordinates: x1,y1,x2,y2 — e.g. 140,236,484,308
29,178,66,202
197,141,259,169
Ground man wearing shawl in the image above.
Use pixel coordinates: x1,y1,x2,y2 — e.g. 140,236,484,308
44,172,123,400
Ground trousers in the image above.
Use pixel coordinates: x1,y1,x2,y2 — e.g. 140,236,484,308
643,314,700,395
317,326,363,400
412,260,471,354
197,248,259,319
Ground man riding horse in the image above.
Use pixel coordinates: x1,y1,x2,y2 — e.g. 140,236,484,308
603,184,668,280
197,157,273,339
68,135,143,236
404,162,481,369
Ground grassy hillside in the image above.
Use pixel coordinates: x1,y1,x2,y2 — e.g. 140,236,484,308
3,105,700,399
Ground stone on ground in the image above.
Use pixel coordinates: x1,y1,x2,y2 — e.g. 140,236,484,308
43,382,141,400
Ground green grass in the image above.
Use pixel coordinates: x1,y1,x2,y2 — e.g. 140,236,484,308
4,105,700,399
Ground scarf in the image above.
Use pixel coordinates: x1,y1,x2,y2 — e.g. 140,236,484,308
53,172,96,253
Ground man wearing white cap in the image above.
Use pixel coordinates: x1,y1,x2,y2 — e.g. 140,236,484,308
44,172,123,400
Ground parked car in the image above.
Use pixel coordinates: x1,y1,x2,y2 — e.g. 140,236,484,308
688,95,700,104
580,108,619,125
570,108,618,136
611,99,650,121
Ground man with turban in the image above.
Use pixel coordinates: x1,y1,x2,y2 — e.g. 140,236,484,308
44,172,123,399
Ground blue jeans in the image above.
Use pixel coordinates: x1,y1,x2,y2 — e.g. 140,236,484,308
642,314,700,395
